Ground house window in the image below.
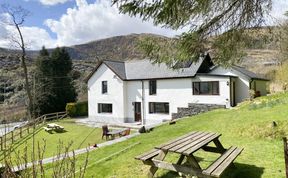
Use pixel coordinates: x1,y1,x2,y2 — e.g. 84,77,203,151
149,102,169,114
98,103,112,113
193,81,219,95
102,81,107,94
149,80,157,95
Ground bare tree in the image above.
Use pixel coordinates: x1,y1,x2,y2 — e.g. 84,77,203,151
1,4,33,119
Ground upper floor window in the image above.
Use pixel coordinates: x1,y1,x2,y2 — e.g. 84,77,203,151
193,81,219,95
102,81,107,94
149,80,157,95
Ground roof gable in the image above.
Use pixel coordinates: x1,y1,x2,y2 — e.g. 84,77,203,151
103,61,126,79
196,54,214,73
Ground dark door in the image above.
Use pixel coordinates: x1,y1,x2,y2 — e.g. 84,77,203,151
134,102,141,122
231,81,236,107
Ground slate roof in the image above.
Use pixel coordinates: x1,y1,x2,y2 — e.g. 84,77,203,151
85,56,206,81
103,60,126,79
123,59,203,80
232,66,269,81
85,55,269,82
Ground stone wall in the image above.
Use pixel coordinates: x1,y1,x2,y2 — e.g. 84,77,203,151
171,103,225,120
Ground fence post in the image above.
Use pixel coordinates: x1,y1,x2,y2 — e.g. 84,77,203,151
0,137,2,151
20,127,22,138
27,126,29,134
283,137,288,178
11,131,14,143
56,112,59,119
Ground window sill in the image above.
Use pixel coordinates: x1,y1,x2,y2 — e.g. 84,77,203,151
193,94,220,96
149,113,169,115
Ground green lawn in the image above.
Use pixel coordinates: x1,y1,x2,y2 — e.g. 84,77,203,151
44,92,288,178
1,119,103,162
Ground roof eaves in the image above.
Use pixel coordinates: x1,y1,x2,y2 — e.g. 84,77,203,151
251,77,270,81
196,73,236,78
232,66,269,81
84,61,103,83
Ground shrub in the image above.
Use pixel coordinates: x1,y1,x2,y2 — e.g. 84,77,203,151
76,101,88,116
66,101,88,117
66,103,77,117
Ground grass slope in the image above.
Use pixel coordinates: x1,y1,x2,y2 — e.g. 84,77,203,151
45,93,288,178
3,119,102,162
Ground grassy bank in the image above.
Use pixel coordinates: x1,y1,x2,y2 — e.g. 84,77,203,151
42,93,288,178
1,119,103,162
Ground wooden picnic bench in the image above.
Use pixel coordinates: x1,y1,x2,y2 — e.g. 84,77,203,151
44,123,65,133
135,131,243,178
102,125,130,140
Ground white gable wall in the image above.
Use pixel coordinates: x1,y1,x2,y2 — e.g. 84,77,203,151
87,64,125,123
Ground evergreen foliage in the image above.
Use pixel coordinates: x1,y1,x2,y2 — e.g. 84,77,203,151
34,46,54,116
50,47,77,112
113,0,272,65
33,47,77,116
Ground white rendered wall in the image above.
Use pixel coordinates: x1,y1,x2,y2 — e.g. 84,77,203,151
87,64,261,125
210,67,251,104
125,76,231,125
125,81,143,123
87,64,125,123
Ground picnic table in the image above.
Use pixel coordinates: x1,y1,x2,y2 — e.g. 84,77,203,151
44,123,64,133
109,128,129,139
135,131,243,178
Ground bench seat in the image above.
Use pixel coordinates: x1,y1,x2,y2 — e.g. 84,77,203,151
135,149,161,161
43,127,53,133
202,146,243,177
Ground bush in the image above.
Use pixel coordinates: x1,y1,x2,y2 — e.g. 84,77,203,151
66,103,77,117
66,101,88,117
76,101,88,116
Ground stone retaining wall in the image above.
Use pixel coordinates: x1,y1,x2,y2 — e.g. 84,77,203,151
171,104,225,119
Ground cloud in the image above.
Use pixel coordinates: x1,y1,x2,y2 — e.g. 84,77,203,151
44,0,181,47
0,22,56,50
75,0,88,8
0,0,179,50
39,0,71,6
270,0,288,20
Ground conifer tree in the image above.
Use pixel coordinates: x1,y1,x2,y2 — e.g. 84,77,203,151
50,47,77,112
34,46,53,116
34,47,77,116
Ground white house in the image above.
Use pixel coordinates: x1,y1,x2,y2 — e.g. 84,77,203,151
86,54,269,125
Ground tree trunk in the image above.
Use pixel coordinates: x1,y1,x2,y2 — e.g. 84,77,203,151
15,23,33,120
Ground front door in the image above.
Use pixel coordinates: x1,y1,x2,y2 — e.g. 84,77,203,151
230,81,236,107
134,102,142,122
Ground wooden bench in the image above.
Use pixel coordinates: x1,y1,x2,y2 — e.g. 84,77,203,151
135,149,161,162
202,146,243,177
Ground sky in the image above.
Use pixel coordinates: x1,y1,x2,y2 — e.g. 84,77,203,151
0,0,288,50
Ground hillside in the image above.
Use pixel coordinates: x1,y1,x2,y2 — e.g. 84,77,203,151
0,33,172,108
0,30,283,115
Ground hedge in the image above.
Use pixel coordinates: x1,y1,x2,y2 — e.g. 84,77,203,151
66,101,88,117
